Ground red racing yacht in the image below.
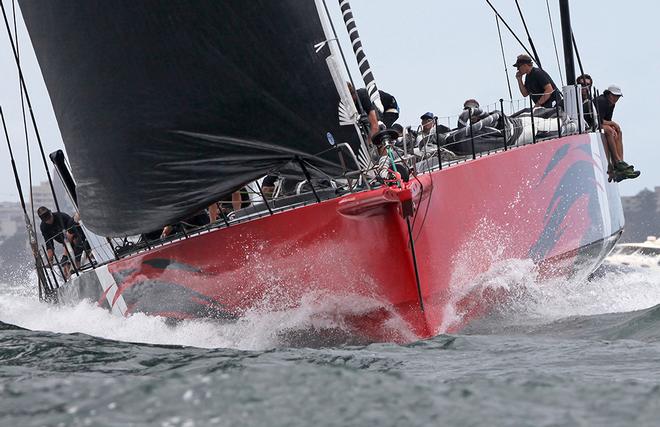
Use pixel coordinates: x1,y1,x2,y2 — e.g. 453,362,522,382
8,0,624,342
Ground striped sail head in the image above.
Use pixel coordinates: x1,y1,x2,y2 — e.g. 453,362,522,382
338,0,384,113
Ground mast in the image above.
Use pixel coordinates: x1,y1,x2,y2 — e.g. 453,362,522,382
558,0,576,84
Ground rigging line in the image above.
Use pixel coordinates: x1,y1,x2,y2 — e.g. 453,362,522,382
513,0,542,68
406,217,424,312
545,0,564,86
495,14,514,100
12,0,36,235
571,31,585,80
1,106,28,216
484,0,535,62
1,105,51,299
0,1,63,215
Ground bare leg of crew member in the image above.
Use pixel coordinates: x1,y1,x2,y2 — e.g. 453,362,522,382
208,203,219,223
232,191,242,212
602,124,620,181
602,125,622,161
611,122,624,160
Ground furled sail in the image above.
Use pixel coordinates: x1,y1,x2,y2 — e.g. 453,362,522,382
18,0,358,236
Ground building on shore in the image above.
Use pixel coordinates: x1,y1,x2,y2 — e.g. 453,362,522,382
0,201,23,241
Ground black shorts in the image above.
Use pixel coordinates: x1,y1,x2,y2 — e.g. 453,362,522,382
382,112,399,128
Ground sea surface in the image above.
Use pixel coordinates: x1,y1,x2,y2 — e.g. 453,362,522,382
1,255,660,427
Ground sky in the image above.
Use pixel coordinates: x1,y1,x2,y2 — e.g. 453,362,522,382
0,0,658,205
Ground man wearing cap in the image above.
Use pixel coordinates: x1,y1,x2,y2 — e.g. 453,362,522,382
594,85,640,181
514,54,560,109
416,112,437,149
457,99,488,128
38,206,92,277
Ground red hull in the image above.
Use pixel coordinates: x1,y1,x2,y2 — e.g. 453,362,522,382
60,133,624,342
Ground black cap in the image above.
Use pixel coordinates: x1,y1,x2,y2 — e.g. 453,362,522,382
37,206,51,219
513,54,533,67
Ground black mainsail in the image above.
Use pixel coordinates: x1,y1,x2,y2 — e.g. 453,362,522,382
18,0,358,236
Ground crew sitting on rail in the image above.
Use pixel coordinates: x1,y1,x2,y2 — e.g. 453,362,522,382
576,74,597,130
348,82,399,136
514,54,561,109
415,112,437,149
38,206,94,279
457,99,489,128
593,85,640,182
414,112,451,150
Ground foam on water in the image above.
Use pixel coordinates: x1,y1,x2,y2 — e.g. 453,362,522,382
432,215,660,332
0,278,416,350
445,256,660,332
1,252,659,349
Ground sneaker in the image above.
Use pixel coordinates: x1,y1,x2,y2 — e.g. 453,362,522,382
614,169,641,182
614,161,635,172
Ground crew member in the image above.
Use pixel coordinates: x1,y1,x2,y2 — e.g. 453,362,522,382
416,112,441,149
457,99,488,128
514,54,561,108
348,82,399,135
38,206,93,278
576,74,596,129
594,85,640,182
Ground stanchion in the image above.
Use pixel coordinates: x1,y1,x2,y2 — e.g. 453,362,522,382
556,101,562,138
499,98,508,151
434,117,443,170
530,98,537,144
575,84,583,134
468,108,477,159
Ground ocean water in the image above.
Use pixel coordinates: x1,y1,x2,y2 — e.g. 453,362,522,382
1,256,660,427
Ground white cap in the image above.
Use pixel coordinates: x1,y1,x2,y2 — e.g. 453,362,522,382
606,85,623,97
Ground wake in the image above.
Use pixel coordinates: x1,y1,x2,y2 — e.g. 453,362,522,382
0,282,416,351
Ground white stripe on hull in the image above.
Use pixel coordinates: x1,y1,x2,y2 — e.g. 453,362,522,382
96,265,127,317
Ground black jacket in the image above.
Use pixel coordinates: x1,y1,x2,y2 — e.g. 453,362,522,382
40,212,78,251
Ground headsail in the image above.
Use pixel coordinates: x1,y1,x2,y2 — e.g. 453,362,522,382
337,0,384,113
18,0,359,236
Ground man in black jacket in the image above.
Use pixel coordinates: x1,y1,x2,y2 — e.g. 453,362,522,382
514,54,561,108
348,82,399,136
38,206,92,277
